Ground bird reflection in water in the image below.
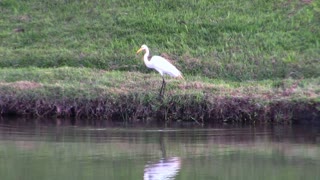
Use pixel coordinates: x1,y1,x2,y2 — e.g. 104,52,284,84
144,157,181,180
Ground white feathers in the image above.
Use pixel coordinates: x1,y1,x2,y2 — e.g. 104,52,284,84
136,44,183,78
148,55,182,77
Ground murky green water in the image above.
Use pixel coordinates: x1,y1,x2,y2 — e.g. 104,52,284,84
0,120,319,180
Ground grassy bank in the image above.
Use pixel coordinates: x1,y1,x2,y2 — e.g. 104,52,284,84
0,67,319,124
0,0,320,123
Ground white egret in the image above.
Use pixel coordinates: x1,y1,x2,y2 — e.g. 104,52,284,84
136,44,183,97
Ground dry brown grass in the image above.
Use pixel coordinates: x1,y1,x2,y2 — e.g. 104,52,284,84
0,81,42,90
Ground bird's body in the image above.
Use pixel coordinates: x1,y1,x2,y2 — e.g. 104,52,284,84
136,44,183,97
146,55,182,78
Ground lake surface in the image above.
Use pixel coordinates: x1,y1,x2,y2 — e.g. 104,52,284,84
0,119,319,180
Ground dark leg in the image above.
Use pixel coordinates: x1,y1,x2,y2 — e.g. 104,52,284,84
162,77,166,96
159,77,166,97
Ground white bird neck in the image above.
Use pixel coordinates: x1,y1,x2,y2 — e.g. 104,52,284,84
143,47,152,68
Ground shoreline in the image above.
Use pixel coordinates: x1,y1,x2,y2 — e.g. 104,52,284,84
1,93,319,125
0,67,319,125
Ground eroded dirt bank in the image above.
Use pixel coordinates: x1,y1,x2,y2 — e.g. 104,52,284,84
0,94,319,124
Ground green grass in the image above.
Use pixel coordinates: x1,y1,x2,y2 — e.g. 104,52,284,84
0,0,319,122
1,0,319,81
0,67,318,101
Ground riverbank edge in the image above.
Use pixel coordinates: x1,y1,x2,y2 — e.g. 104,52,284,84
1,93,319,125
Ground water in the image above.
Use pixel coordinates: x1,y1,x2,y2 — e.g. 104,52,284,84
0,120,319,180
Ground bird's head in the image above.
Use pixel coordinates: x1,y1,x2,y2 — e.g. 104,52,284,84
136,44,148,54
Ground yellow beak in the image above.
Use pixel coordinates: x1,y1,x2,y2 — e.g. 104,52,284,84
136,48,143,54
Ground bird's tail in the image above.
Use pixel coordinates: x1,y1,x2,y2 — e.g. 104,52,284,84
176,74,184,80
